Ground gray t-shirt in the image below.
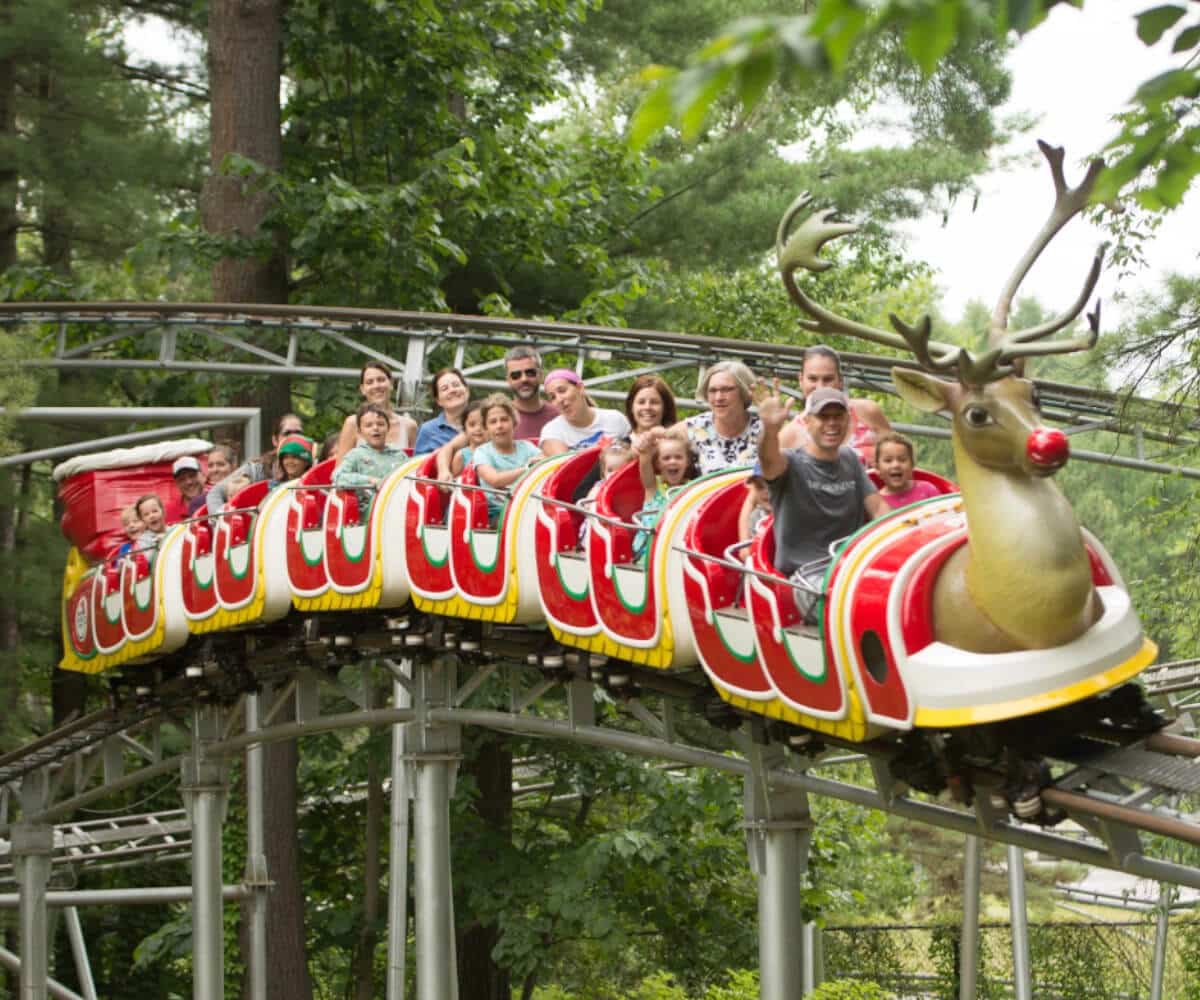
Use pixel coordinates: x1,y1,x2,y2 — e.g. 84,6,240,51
767,446,877,577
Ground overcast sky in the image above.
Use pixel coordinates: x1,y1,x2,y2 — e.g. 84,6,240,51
902,4,1199,324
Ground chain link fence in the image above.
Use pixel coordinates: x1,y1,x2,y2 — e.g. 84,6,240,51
823,918,1200,999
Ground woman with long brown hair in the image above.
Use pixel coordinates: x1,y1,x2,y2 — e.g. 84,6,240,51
334,362,418,460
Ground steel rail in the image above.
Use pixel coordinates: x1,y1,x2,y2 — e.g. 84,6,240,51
4,302,1195,430
4,677,1200,885
22,694,1187,886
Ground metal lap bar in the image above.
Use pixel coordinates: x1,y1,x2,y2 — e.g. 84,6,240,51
531,492,641,532
405,474,510,499
288,483,377,493
671,544,825,596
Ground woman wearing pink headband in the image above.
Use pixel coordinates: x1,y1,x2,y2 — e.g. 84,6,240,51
539,369,631,455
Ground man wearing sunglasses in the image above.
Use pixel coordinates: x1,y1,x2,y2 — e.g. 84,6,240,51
504,345,558,442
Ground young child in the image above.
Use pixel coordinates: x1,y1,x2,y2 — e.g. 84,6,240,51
114,504,145,558
472,394,542,523
275,434,316,483
436,399,488,481
334,405,410,513
874,432,941,509
575,441,635,548
737,474,772,551
133,494,167,552
582,441,635,503
632,427,696,563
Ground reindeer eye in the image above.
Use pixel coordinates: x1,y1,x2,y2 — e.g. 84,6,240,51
963,406,991,428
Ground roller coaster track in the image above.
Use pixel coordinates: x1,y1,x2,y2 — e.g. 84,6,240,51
4,302,1200,471
3,618,1200,889
5,302,1200,998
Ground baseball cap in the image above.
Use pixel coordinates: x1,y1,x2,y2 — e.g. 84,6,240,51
172,456,201,476
804,387,851,416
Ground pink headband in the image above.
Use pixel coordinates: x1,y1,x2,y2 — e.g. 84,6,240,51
543,368,583,387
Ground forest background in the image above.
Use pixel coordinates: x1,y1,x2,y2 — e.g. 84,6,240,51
2,0,1200,997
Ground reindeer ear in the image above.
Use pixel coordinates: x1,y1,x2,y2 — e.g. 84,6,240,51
892,367,951,414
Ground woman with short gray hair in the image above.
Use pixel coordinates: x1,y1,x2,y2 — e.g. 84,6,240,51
671,360,762,474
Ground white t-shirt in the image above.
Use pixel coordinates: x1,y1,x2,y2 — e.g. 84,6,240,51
539,408,631,449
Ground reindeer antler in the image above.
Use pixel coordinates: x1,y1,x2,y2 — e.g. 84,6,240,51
777,193,1011,381
989,141,1106,375
777,147,1105,385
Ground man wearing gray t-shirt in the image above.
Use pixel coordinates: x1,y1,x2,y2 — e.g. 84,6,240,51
758,385,889,620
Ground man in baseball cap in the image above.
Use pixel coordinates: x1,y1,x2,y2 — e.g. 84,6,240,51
165,454,206,523
756,382,889,622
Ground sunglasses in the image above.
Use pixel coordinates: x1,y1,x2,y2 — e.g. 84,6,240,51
507,367,539,380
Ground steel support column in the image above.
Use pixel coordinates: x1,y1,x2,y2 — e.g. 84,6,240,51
244,693,269,1000
1006,845,1032,1000
62,909,97,1000
0,948,84,1000
1149,883,1172,1000
182,706,228,1000
14,770,53,1000
959,834,982,1000
744,744,812,1000
387,664,413,999
410,658,461,1000
800,923,822,994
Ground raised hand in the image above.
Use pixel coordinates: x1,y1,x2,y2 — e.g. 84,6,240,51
755,380,794,432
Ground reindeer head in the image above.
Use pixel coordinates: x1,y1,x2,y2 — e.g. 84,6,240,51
893,369,1070,478
777,142,1104,473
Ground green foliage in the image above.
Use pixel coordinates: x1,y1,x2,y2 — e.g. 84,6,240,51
927,921,1001,1000
628,0,1200,212
629,2,1014,151
805,979,894,1000
0,0,201,275
1178,918,1200,1000
822,928,904,992
0,328,37,455
1028,922,1148,1000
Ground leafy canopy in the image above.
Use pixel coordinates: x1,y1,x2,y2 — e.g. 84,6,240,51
628,0,1200,211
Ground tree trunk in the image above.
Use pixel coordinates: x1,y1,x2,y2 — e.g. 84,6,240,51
0,468,17,658
36,67,72,277
260,697,314,999
202,0,287,305
456,734,513,1000
0,0,18,273
352,743,384,1000
205,0,291,455
203,5,306,992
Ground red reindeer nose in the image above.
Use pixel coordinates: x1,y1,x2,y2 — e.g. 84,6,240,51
1027,427,1069,468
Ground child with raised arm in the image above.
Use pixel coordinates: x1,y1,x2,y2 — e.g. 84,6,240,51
632,426,696,563
874,432,941,509
472,394,542,523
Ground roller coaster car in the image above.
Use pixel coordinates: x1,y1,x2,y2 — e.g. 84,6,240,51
64,522,189,673
287,454,417,612
437,454,556,624
534,445,603,643
403,453,455,605
582,462,745,671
